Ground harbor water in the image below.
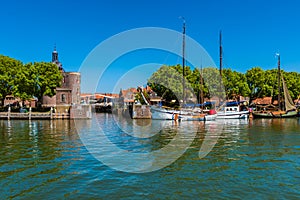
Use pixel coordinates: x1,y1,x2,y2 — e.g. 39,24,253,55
0,113,299,199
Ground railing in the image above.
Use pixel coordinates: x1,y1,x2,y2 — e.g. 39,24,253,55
0,105,92,120
0,109,69,120
0,112,51,120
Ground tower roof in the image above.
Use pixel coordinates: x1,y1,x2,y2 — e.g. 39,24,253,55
51,45,63,71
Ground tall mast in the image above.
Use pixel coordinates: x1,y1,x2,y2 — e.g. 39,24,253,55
219,30,223,104
219,30,223,76
181,17,186,105
200,65,204,107
277,53,281,110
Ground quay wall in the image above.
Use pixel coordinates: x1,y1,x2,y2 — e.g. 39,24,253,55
132,105,151,119
70,105,92,119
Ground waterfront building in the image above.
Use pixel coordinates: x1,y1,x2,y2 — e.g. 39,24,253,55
119,88,137,107
42,47,91,119
0,47,91,119
251,97,272,106
3,95,36,108
42,47,81,107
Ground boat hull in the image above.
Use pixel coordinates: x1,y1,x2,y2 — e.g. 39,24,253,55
205,114,218,121
151,106,216,121
252,110,298,118
180,114,205,121
151,106,178,120
216,110,249,119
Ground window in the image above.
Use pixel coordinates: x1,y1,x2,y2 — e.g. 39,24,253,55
61,94,66,102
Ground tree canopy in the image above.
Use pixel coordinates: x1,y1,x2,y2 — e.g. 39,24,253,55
0,54,63,107
31,62,62,105
147,64,300,105
0,55,22,106
147,65,192,105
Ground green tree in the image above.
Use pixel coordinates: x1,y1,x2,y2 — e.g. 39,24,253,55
245,67,300,101
13,63,36,103
261,69,277,98
188,68,205,103
282,71,300,100
186,67,221,103
147,64,300,105
0,55,22,106
147,64,195,105
147,65,182,104
222,68,250,99
245,67,265,99
202,67,225,100
148,65,228,105
32,62,62,106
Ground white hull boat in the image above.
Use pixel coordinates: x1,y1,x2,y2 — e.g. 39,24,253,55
151,106,217,121
216,105,249,119
150,106,179,120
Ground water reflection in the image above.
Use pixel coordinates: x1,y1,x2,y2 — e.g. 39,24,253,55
113,114,171,138
193,119,249,159
250,118,299,132
1,116,300,199
76,113,201,172
0,119,82,199
77,114,253,172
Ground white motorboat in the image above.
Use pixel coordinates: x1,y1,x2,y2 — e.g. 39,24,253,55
216,103,249,119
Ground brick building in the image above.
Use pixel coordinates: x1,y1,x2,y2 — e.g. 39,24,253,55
43,47,80,107
42,47,91,119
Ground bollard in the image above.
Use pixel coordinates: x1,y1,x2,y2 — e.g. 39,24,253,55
29,107,32,120
8,106,11,120
50,107,53,120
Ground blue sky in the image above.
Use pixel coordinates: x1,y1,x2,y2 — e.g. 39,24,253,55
1,0,300,92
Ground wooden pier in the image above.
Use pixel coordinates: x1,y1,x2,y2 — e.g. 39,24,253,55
0,112,71,120
0,112,50,120
0,105,91,120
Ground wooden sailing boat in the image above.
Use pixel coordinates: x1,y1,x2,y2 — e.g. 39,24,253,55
151,18,188,120
252,54,298,118
151,18,215,121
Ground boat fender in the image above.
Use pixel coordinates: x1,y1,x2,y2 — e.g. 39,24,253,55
174,113,179,121
209,109,217,115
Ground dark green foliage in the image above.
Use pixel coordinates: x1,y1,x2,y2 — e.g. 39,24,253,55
0,55,23,106
147,65,195,105
0,54,62,107
222,68,251,99
148,65,300,104
31,62,62,105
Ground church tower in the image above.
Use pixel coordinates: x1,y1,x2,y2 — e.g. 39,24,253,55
52,45,63,71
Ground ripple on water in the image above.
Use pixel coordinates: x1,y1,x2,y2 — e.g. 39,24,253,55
0,116,300,199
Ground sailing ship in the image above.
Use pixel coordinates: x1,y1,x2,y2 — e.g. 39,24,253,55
150,18,217,121
252,54,298,118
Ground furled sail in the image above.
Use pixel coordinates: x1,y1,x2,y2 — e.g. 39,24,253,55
282,76,296,111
